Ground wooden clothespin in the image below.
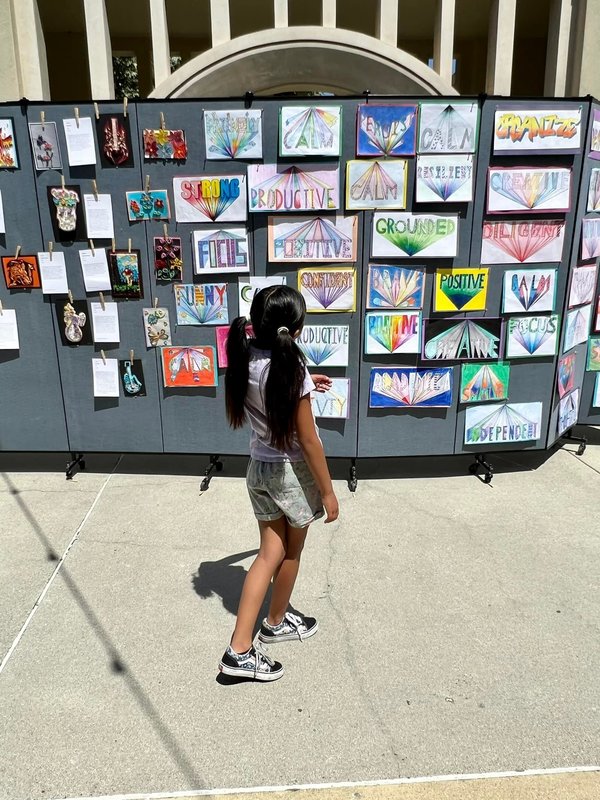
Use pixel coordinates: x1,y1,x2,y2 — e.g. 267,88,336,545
74,107,80,127
163,223,168,240
99,291,105,310
14,245,21,259
123,97,128,117
60,174,66,190
48,241,53,261
160,111,165,130
128,238,132,253
0,299,3,316
68,289,74,304
145,174,150,193
89,239,95,256
111,238,116,253
94,102,100,120
129,349,135,363
40,110,45,128
153,296,159,309
100,349,106,364
92,179,99,200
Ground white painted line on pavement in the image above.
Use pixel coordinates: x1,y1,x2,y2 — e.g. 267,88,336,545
58,764,600,800
0,455,123,676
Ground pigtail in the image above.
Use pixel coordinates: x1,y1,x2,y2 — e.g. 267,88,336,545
225,316,251,429
264,327,307,451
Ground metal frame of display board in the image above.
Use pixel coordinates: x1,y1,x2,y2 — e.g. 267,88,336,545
0,95,597,487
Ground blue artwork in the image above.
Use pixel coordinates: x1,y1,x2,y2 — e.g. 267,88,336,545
366,265,424,310
126,189,170,221
356,104,418,157
369,367,453,408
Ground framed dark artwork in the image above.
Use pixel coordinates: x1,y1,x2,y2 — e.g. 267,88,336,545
154,235,183,281
2,255,40,289
108,250,144,299
119,359,146,396
96,113,134,168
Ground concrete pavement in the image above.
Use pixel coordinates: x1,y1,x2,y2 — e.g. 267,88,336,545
1,432,599,800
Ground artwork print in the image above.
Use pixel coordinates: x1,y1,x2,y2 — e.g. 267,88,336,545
248,164,339,213
423,318,503,361
557,353,575,399
47,185,85,242
193,228,250,274
372,212,458,258
594,374,600,406
143,307,172,347
345,160,407,210
558,389,580,435
238,276,286,318
369,367,453,408
581,218,600,260
417,101,479,154
364,311,421,354
311,378,351,419
596,297,600,333
215,323,252,368
143,129,187,160
502,269,557,314
590,109,600,161
161,346,218,388
268,215,357,262
460,363,510,404
54,299,92,346
481,220,565,264
465,402,543,445
587,169,600,212
415,155,474,203
356,104,417,157
568,264,597,308
505,315,559,358
366,265,424,310
154,236,183,282
296,325,349,367
564,305,592,351
0,119,18,168
119,359,146,396
279,106,341,157
434,268,488,312
298,268,356,312
587,337,600,371
97,114,133,168
109,250,144,299
2,255,40,289
487,167,572,213
173,175,247,223
127,190,170,221
493,106,582,154
28,122,62,170
174,283,228,325
204,109,262,159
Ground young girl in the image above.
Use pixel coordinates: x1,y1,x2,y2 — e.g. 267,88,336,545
219,285,339,682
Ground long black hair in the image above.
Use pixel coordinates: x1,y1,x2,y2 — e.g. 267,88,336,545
225,286,307,450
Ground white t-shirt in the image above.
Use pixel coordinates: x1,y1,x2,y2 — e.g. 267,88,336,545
246,345,316,462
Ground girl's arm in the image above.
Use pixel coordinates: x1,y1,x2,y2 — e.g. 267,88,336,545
295,395,339,523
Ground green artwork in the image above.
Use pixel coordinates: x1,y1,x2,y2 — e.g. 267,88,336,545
460,363,510,403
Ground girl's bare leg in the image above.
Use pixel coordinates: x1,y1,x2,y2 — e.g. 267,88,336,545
230,517,286,653
267,522,308,626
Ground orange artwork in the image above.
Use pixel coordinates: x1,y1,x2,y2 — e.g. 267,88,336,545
161,346,218,388
2,255,41,289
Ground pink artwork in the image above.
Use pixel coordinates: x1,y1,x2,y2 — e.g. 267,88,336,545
215,323,253,368
481,220,565,264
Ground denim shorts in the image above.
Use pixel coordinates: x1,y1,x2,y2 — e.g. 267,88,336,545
246,459,324,529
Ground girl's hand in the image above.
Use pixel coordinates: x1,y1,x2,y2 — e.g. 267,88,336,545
323,491,339,523
311,373,332,393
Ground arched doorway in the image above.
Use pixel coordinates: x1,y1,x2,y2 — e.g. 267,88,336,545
149,26,457,98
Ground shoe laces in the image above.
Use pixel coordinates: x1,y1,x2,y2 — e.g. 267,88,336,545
252,642,276,676
284,612,305,641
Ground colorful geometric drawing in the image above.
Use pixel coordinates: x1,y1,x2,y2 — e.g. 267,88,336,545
417,102,479,154
268,215,357,262
161,346,218,387
192,228,250,274
238,276,286,317
481,220,565,264
487,167,572,213
247,164,339,212
174,283,229,325
108,250,143,299
298,268,356,312
423,318,503,361
557,353,575,399
558,389,580,435
415,155,474,203
28,122,62,170
465,402,543,444
345,160,407,210
356,104,417,157
581,218,600,260
595,297,600,333
0,119,18,168
2,255,40,289
142,307,172,347
434,268,488,312
126,190,170,221
460,363,510,404
366,265,424,310
594,374,600,406
493,105,582,154
204,109,263,159
502,269,556,313
372,212,459,258
365,311,421,354
311,378,351,418
173,175,247,223
296,325,349,367
215,323,252,368
568,264,597,308
506,315,559,358
143,129,187,160
369,367,453,408
154,236,183,282
586,337,600,370
279,106,341,157
587,169,600,211
564,305,592,351
591,110,600,160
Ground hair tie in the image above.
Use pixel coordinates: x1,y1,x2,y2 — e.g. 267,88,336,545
277,326,289,336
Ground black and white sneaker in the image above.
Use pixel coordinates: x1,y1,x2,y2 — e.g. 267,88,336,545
258,611,319,644
218,642,284,682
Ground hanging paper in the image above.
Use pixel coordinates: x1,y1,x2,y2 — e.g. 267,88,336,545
2,255,40,290
279,106,341,157
417,101,479,154
0,118,18,168
108,250,144,299
557,353,575,399
161,346,218,387
173,175,247,222
97,114,133,168
119,359,146,396
0,190,4,233
422,318,503,361
505,315,559,358
356,104,417,157
143,307,172,348
28,122,62,170
204,109,263,160
502,268,557,314
0,309,19,349
238,276,286,318
83,193,115,239
48,185,84,241
311,378,351,419
174,283,228,325
568,264,597,308
493,105,582,154
38,251,68,295
92,357,120,397
481,220,565,264
594,374,600,406
563,305,592,351
366,265,424,310
268,215,357,263
215,323,252,368
415,155,474,203
154,236,183,281
590,110,600,161
371,212,459,258
247,164,339,213
79,249,111,293
55,299,91,346
587,337,600,371
433,268,488,313
296,325,349,367
460,363,510,404
558,389,580,435
90,301,120,343
63,117,97,166
465,402,543,445
364,311,421,354
193,227,250,275
369,367,453,408
143,128,187,160
345,160,407,210
487,166,572,213
581,218,600,260
298,268,356,313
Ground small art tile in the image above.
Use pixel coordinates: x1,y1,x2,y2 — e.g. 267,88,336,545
55,299,92,346
109,250,144,299
142,307,172,348
48,185,85,242
97,114,133,168
127,190,170,221
487,166,572,213
0,118,18,168
173,175,247,222
154,236,183,282
215,323,253,368
563,305,592,351
143,128,187,160
119,359,146,396
2,255,40,289
161,346,218,388
28,121,62,170
568,264,597,308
